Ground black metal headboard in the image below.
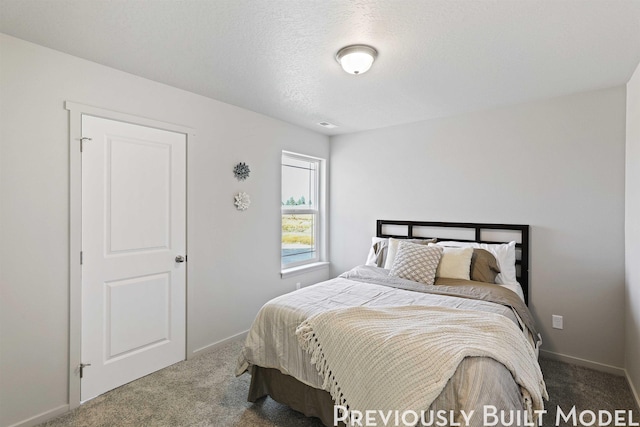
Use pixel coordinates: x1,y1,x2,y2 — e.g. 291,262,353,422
376,220,530,304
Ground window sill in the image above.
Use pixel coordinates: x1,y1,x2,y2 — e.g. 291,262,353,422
281,262,330,279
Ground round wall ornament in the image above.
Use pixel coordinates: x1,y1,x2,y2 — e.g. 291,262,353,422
234,192,251,211
233,162,251,181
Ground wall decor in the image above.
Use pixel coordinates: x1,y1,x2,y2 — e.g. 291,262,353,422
234,192,251,211
233,162,251,181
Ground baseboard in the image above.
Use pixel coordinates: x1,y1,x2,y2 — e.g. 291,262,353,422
190,329,249,359
626,369,640,409
6,404,69,427
4,331,250,427
539,349,625,376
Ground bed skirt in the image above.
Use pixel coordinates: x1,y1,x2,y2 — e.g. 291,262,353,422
248,365,345,427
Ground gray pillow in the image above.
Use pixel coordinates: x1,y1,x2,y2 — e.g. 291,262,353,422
383,238,437,269
389,242,443,285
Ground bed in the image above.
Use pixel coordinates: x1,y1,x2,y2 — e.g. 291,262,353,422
236,220,547,427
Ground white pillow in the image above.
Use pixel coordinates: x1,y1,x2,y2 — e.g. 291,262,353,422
435,247,474,280
436,241,517,285
365,237,388,267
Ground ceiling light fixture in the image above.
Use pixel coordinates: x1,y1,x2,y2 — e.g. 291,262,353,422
336,45,378,75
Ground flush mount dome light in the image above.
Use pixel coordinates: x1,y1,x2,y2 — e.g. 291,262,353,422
336,45,378,75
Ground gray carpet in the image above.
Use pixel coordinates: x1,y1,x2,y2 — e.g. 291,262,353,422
40,340,638,427
541,357,639,426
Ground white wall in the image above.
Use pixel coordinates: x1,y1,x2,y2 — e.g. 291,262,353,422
626,62,640,402
0,34,330,427
330,87,626,369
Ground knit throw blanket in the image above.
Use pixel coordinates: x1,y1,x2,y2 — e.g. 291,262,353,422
296,305,547,426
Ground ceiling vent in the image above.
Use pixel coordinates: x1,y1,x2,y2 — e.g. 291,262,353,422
318,122,337,129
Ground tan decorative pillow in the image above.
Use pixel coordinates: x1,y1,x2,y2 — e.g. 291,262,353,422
470,249,501,283
383,237,437,269
435,247,474,280
389,242,443,285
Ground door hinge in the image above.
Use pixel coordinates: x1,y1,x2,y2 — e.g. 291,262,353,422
80,251,83,265
79,363,91,378
80,137,92,152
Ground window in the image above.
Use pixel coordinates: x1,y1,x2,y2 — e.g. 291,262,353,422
281,151,324,270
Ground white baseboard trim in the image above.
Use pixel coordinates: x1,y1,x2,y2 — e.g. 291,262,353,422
190,329,249,359
626,370,640,408
7,404,69,427
539,350,625,376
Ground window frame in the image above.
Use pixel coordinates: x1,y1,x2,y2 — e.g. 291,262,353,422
280,151,326,273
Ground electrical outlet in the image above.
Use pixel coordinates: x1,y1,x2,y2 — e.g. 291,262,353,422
552,315,563,330
295,282,301,290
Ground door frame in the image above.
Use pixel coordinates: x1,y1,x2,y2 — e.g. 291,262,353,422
66,102,194,409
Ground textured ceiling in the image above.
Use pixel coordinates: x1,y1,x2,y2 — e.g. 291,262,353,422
1,0,640,135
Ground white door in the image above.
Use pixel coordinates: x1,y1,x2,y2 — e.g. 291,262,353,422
81,115,186,401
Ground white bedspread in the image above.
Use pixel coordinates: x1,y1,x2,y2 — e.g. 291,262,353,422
236,266,544,426
236,276,523,388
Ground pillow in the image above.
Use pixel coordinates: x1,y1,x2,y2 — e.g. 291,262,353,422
383,237,437,270
436,241,517,285
470,249,501,283
435,247,473,280
365,237,388,267
389,242,443,285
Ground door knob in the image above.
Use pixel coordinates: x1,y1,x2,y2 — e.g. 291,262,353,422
175,255,186,263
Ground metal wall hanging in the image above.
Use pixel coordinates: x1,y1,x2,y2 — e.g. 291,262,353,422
233,162,251,181
234,192,251,211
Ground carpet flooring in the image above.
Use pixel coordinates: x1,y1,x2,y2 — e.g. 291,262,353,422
40,340,639,427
